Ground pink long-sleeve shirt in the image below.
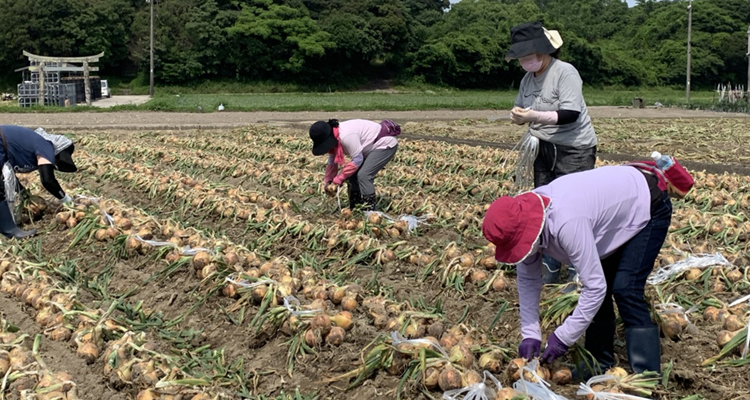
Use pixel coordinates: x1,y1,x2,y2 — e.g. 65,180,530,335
327,119,398,165
517,166,652,346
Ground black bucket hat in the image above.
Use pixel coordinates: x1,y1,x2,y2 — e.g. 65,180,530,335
55,143,77,173
505,21,557,62
310,120,338,156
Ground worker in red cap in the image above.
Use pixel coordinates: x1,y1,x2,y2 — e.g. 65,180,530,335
481,162,693,374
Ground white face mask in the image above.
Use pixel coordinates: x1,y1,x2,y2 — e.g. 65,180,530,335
519,54,543,73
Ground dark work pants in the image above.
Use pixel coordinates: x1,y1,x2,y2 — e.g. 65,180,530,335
536,140,597,283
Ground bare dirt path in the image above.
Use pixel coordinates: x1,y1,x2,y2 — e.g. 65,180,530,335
1,106,748,131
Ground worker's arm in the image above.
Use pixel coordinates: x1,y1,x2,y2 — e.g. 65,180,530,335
37,156,71,203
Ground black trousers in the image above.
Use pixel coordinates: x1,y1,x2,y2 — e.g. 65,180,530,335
533,140,597,188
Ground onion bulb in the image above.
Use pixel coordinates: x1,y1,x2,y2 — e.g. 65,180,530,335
438,367,462,391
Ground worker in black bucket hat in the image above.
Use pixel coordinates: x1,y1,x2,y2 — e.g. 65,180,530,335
505,21,599,287
309,119,400,211
0,125,78,239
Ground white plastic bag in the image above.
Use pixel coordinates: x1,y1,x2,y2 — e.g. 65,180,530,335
576,375,652,400
3,161,21,223
365,211,433,232
443,371,503,400
647,253,730,285
512,360,569,400
655,302,699,334
282,296,322,317
390,331,450,359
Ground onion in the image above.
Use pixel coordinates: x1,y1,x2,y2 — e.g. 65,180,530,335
478,350,504,373
492,274,508,291
440,333,459,351
685,268,702,281
326,327,346,346
449,343,475,368
94,229,109,241
438,367,463,391
221,283,237,298
552,367,572,385
506,358,525,381
331,312,353,331
372,313,388,329
0,352,9,377
495,388,523,400
605,366,628,379
224,252,241,266
48,326,72,341
311,314,331,336
716,330,737,348
125,236,141,252
726,269,743,283
404,322,426,339
723,315,745,331
523,363,551,382
77,342,99,364
459,253,475,268
462,369,482,386
192,251,212,270
136,389,158,400
427,321,445,339
367,213,382,225
423,366,440,389
341,295,358,312
703,306,720,323
469,268,488,283
66,217,78,229
304,329,322,348
661,317,682,340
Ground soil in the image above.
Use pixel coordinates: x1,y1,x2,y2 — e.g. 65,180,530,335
2,116,750,399
1,106,748,132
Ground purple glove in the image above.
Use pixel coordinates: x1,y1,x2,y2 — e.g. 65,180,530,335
518,338,541,360
324,164,338,185
540,332,569,365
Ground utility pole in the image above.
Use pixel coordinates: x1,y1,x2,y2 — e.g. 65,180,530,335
686,0,693,103
149,0,154,98
746,25,749,102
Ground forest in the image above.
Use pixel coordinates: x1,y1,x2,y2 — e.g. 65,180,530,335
0,0,748,89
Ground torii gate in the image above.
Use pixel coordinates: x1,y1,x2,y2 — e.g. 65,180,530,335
22,50,104,106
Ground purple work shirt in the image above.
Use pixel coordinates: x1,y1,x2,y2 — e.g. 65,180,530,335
517,166,652,346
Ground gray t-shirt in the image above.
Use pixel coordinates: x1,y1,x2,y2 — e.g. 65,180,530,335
514,58,597,149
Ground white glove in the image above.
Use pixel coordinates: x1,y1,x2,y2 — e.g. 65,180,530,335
61,194,73,204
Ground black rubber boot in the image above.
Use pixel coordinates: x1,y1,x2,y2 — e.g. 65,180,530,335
362,195,377,212
0,200,37,239
583,319,616,376
347,184,362,210
626,326,661,374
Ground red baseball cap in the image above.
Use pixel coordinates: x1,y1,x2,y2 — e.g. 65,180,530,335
482,192,550,264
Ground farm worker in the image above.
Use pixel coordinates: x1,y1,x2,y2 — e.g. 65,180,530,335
309,119,399,211
482,165,681,374
0,125,77,239
505,21,598,286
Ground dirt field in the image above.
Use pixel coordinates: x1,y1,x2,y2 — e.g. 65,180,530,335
1,106,749,131
1,114,749,400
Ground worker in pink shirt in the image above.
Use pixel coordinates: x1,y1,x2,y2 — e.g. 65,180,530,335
309,119,399,211
482,163,692,374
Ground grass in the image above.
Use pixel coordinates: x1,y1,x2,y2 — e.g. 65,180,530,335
0,87,743,113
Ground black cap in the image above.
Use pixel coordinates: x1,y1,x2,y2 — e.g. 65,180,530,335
505,21,557,61
310,121,337,156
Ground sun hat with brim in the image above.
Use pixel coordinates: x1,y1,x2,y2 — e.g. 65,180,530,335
54,143,77,173
310,121,337,156
482,192,551,264
505,21,559,62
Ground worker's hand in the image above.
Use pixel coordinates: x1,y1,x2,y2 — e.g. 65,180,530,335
510,107,539,125
60,194,73,205
518,338,542,360
324,184,338,197
540,332,569,365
